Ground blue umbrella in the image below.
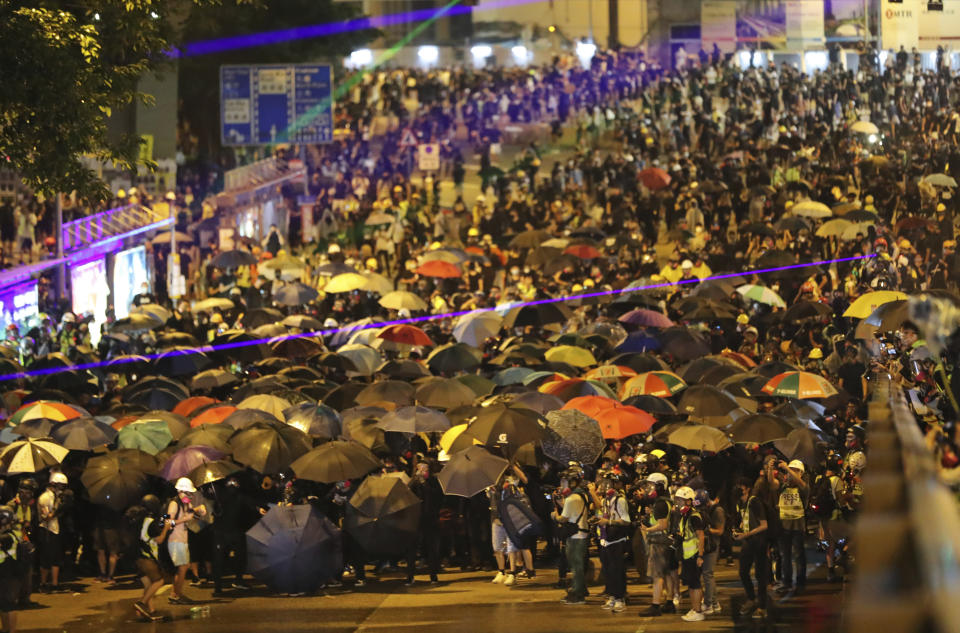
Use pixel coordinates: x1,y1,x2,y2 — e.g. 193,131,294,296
615,331,662,353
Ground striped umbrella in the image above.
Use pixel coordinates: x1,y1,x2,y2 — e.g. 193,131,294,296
584,365,638,382
736,284,786,308
539,378,616,401
761,371,839,399
9,401,83,425
620,371,687,399
0,438,69,474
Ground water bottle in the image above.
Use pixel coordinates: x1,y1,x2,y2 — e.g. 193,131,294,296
189,606,211,619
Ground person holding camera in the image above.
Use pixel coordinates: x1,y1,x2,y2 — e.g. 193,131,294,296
0,506,21,633
775,459,809,595
37,472,68,593
594,472,631,614
551,467,590,605
167,478,206,605
130,494,171,621
639,472,673,616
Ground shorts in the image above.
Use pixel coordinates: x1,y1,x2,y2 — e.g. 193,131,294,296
647,542,673,578
93,524,121,554
681,556,702,590
0,575,20,612
37,528,63,568
168,541,190,567
491,522,517,555
136,558,170,584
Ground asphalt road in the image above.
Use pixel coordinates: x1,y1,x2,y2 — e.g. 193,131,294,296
21,552,843,633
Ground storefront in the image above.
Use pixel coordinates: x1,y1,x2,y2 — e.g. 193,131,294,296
70,258,110,345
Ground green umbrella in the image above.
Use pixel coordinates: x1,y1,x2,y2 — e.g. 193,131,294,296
117,419,173,455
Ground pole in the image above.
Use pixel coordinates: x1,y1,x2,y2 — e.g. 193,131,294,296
56,193,65,298
588,0,594,42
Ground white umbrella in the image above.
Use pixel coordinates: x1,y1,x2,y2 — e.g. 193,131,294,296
453,310,503,346
337,344,381,376
379,290,428,312
0,439,69,474
850,120,879,135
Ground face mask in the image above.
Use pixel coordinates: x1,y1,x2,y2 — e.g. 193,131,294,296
679,505,691,515
606,489,617,499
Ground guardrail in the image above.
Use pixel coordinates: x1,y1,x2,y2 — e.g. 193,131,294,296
846,375,960,633
61,203,171,253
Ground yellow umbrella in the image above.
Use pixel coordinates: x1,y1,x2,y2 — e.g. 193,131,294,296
842,290,908,319
815,218,852,238
792,200,833,218
544,345,597,368
325,272,369,293
438,423,481,453
850,120,879,135
362,272,394,295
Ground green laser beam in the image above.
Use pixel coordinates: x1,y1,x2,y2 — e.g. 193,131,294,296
280,0,464,143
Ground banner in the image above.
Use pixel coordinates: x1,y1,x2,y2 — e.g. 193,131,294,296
787,0,825,48
881,0,920,51
920,1,960,49
113,246,148,320
737,0,787,49
71,258,109,346
825,0,872,41
702,1,739,52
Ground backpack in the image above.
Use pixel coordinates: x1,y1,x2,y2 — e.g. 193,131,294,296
809,474,836,518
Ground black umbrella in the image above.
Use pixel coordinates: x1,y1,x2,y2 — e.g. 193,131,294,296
502,303,571,328
464,404,545,456
279,365,324,382
191,368,240,392
344,476,420,556
727,413,794,444
284,403,342,439
782,301,832,322
677,385,741,417
426,342,483,373
241,308,284,329
697,364,741,386
127,387,182,411
541,409,605,465
157,331,200,348
230,424,311,473
51,417,117,450
415,378,476,410
190,459,242,486
755,361,800,378
179,424,234,453
10,418,56,439
322,382,366,410
610,353,667,373
290,440,381,483
274,282,319,306
378,406,451,433
623,395,679,415
246,505,342,593
270,336,324,360
355,380,415,407
212,331,271,364
437,446,510,497
376,359,431,379
153,347,212,377
81,450,151,511
307,352,358,374
105,354,149,375
775,217,810,233
223,409,282,430
508,229,551,249
124,376,189,399
659,328,711,361
211,249,257,269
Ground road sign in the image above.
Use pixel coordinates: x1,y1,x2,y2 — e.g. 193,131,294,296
220,64,334,146
418,144,440,171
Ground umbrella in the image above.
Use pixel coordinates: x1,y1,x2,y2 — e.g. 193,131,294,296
117,419,173,455
664,424,733,453
191,369,240,392
376,359,430,380
782,301,832,322
190,405,236,427
190,459,242,486
584,365,638,382
0,438,69,474
464,404,544,455
345,476,421,556
728,413,794,444
638,166,671,190
223,409,282,430
493,367,536,386
922,173,957,188
618,309,674,328
153,347,211,377
839,222,873,241
379,406,451,433
322,272,367,294
762,371,839,399
426,342,483,372
737,284,786,308
502,303,571,328
594,404,656,439
361,271,393,295
127,386,182,411
179,424,234,453
365,211,395,226
541,409,605,464
230,424,311,473
111,313,164,332
849,120,879,135
456,374,495,397
160,446,226,481
864,300,909,332
620,371,687,398
755,361,800,378
658,328,711,360
246,505,342,593
242,307,284,329
503,391,564,415
539,378,616,400
210,249,257,269
815,218,853,238
773,429,823,465
316,262,357,277
212,331,271,363
131,303,173,324
275,282,319,306
563,244,602,259
237,394,291,419
453,311,503,346
150,231,192,246
284,403,342,439
544,345,596,368
81,450,151,511
378,291,428,312
270,336,324,360
9,418,55,439
50,417,117,450
194,297,235,312
415,378,476,409
261,253,307,277
843,291,909,319
282,315,324,331
610,353,667,373
9,401,83,425
792,200,833,218
322,382,367,410
508,230,551,249
677,385,741,417
355,381,415,407
775,217,810,233
291,441,381,484
415,260,461,278
438,446,509,497
378,324,434,347
562,395,618,419
843,209,878,224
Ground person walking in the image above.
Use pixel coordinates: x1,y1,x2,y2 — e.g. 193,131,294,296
130,495,171,621
699,490,725,615
0,506,20,633
166,478,205,604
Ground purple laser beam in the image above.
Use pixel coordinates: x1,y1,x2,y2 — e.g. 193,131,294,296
1,254,875,382
168,0,540,58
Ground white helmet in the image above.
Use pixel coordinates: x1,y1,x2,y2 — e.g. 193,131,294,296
50,472,68,485
646,472,668,487
323,318,339,328
847,451,866,472
175,477,197,493
675,486,696,501
787,459,805,473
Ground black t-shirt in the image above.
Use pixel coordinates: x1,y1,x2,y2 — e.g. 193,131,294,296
740,496,767,534
838,361,866,400
652,498,670,521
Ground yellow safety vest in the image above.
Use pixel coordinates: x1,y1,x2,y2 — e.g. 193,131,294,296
740,496,755,532
779,486,805,521
681,510,702,560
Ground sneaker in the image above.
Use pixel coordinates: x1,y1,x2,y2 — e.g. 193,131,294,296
404,580,415,587
231,582,251,590
133,601,151,618
612,600,626,613
491,571,505,584
602,597,615,610
503,573,516,586
681,610,705,622
661,601,676,614
739,599,756,616
711,602,721,614
515,569,529,579
168,596,183,605
638,604,661,617
355,580,366,588
562,596,586,605
701,604,714,615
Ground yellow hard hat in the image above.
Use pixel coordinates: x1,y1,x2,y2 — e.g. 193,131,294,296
571,284,583,293
429,242,442,251
116,189,126,199
365,257,378,270
784,200,794,209
468,227,480,237
899,238,912,250
808,348,823,359
779,125,787,133
583,278,595,288
865,195,874,204
937,203,947,212
210,313,223,324
737,314,750,325
645,137,654,145
780,340,792,354
650,449,666,459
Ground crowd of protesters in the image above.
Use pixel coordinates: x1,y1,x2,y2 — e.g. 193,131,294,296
1,40,960,631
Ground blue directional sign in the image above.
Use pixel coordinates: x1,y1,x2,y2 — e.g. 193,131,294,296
220,64,333,146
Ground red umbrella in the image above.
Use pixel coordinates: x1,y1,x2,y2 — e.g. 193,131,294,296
190,405,237,428
562,395,618,419
173,396,219,417
638,167,671,191
563,244,602,259
416,260,462,278
378,324,435,347
594,404,655,439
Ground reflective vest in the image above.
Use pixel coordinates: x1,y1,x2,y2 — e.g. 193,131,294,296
779,486,805,521
740,496,755,533
680,510,702,560
646,505,672,544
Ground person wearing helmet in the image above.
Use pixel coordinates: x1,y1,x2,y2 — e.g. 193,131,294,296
37,472,69,593
10,478,38,606
167,477,205,605
673,486,706,622
594,472,630,613
0,504,21,633
639,472,675,616
735,478,769,617
551,466,590,605
774,460,809,594
130,494,171,620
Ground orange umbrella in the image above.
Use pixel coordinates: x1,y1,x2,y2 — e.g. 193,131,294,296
110,415,140,431
594,404,656,439
378,324,434,347
562,395,619,419
539,378,616,400
10,401,83,424
563,244,602,259
416,260,462,278
620,371,687,399
761,371,838,399
190,405,237,428
638,167,671,191
584,365,638,382
173,396,219,417
720,349,757,369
